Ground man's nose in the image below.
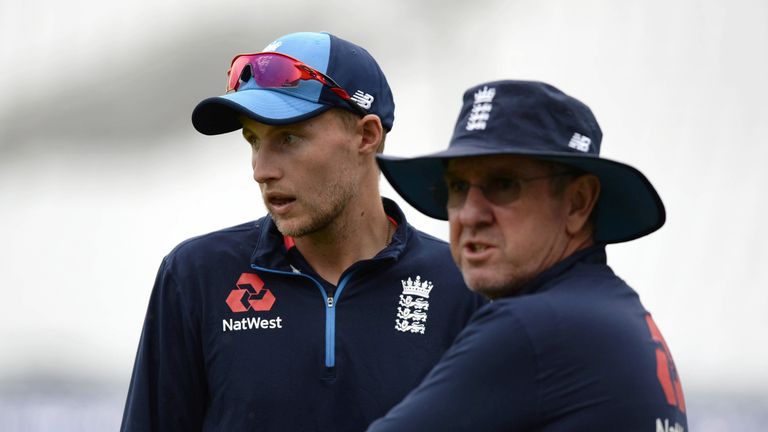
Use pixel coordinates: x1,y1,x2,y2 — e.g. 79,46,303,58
252,146,282,184
454,186,494,227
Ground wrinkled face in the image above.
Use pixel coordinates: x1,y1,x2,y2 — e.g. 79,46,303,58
446,155,572,298
241,110,361,237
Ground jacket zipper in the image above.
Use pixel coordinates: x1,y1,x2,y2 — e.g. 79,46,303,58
250,264,356,368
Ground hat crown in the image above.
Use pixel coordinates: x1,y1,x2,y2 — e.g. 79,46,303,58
375,79,665,244
262,32,395,131
450,80,602,157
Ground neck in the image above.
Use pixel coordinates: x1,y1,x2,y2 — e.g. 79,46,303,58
293,193,391,286
559,230,595,262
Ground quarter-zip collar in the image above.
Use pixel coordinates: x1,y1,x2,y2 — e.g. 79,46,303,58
250,197,410,269
247,198,413,370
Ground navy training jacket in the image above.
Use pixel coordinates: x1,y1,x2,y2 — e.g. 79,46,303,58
368,246,688,431
121,199,485,431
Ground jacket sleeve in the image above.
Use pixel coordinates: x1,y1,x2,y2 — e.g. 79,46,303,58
121,256,208,432
366,303,539,432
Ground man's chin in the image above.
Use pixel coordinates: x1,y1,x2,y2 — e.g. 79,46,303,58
463,272,520,300
271,215,304,237
272,214,329,238
464,274,496,297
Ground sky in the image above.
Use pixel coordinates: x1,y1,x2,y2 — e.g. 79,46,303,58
1,0,768,428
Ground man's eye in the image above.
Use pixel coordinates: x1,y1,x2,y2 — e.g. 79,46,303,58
283,134,301,145
490,178,518,191
244,134,260,150
447,180,469,193
493,177,517,190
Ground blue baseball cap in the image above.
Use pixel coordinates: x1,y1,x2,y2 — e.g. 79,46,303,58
377,80,665,244
192,31,395,135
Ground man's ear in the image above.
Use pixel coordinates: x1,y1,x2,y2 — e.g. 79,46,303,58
565,174,601,236
357,114,383,155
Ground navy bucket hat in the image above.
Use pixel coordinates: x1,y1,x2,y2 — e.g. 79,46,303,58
377,80,665,244
192,31,395,135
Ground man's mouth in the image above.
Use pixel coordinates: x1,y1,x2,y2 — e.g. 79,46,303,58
269,196,295,206
469,244,488,253
462,241,494,260
265,193,297,213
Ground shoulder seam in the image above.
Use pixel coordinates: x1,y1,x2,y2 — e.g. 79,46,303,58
170,220,262,254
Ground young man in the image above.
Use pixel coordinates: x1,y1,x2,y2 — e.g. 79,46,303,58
370,80,688,431
120,32,483,432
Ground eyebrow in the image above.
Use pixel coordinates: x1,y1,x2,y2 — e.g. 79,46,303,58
241,122,304,141
444,169,524,179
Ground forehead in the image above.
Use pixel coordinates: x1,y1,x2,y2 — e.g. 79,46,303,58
239,110,340,136
444,155,550,177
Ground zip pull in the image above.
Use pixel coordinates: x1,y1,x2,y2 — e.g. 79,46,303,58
327,296,334,308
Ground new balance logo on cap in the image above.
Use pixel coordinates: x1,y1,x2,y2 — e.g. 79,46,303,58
466,86,496,131
263,40,282,52
351,90,374,109
568,133,592,152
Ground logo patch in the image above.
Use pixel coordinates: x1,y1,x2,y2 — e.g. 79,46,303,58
262,40,282,52
226,273,276,312
395,276,433,334
568,133,591,152
466,86,496,131
656,418,685,432
223,273,283,332
350,90,374,109
646,314,686,413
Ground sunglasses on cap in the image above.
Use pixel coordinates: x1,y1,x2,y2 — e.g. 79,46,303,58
226,52,368,117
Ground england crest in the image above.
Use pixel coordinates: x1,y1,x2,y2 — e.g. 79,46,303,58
395,276,433,334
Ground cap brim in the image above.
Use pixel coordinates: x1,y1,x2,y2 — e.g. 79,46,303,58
377,147,666,244
191,89,331,135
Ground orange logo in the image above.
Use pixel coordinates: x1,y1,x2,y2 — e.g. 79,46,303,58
225,273,276,312
645,314,686,413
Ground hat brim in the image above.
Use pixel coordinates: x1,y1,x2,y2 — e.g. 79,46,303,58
377,144,665,244
191,89,331,135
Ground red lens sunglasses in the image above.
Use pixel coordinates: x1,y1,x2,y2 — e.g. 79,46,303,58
226,52,368,116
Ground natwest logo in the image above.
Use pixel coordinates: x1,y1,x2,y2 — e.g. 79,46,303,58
226,273,276,312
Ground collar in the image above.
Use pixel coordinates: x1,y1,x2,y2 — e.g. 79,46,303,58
250,197,410,270
515,245,608,296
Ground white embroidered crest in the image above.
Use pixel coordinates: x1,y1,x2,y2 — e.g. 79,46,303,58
568,133,591,152
465,86,496,131
395,276,433,334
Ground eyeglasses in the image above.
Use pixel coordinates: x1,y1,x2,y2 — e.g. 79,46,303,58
433,172,577,209
226,52,368,116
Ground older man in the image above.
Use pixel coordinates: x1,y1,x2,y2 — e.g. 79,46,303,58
369,81,687,431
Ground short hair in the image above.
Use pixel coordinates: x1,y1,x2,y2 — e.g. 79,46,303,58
543,161,584,196
332,109,387,153
542,160,599,232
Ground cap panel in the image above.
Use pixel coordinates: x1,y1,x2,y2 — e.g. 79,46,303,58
324,33,395,131
451,81,602,157
266,32,331,103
